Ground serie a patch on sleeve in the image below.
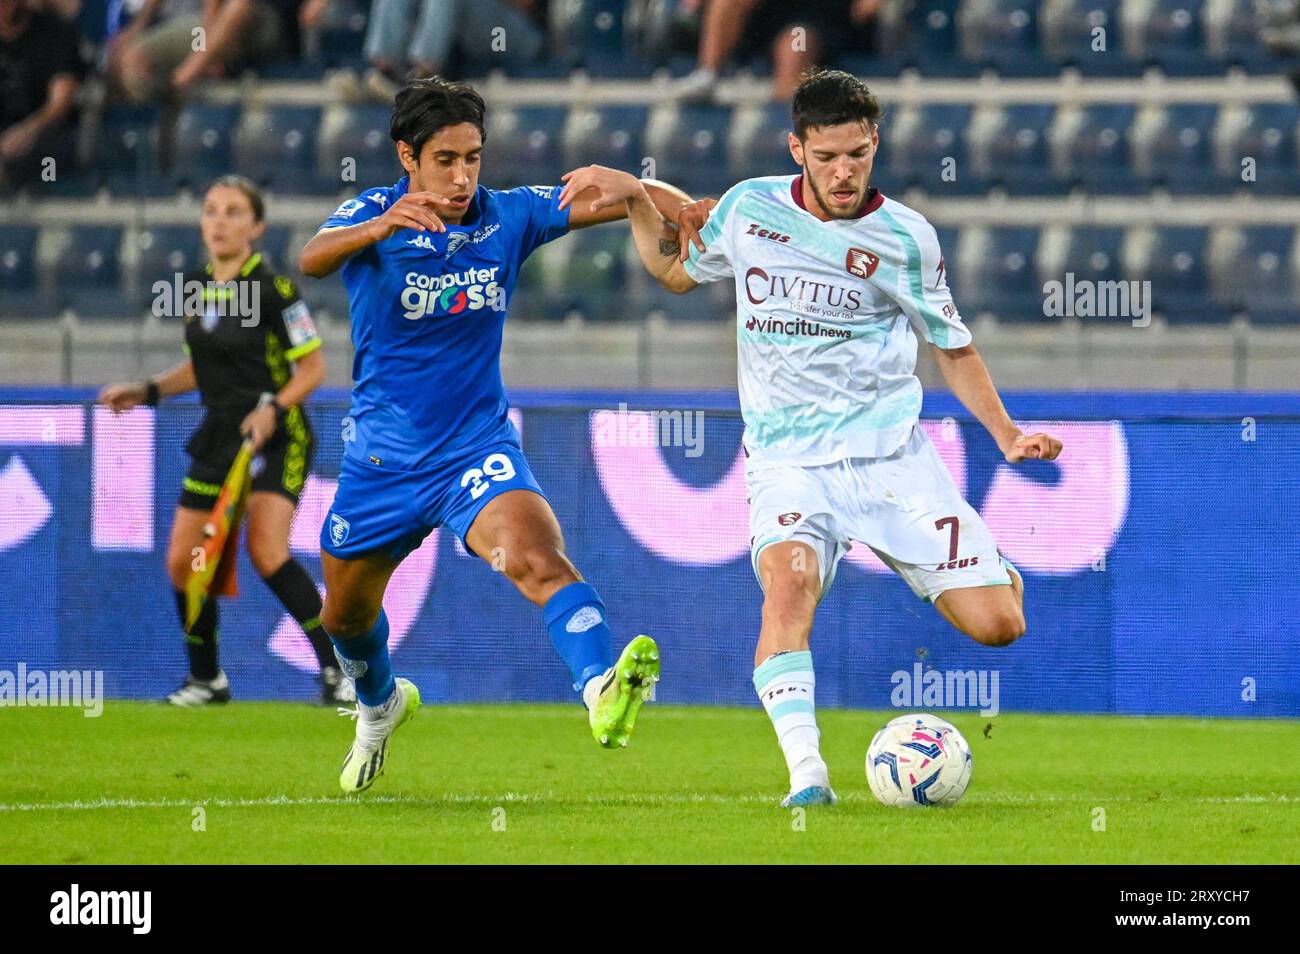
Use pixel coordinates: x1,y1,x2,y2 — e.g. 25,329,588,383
282,299,318,347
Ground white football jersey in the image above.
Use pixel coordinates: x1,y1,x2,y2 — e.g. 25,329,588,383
683,175,970,469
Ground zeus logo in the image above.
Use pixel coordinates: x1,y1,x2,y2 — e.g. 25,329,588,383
401,267,504,320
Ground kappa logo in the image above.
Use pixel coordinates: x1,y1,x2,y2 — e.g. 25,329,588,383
566,606,603,633
778,512,802,527
407,234,438,251
845,247,879,279
329,513,350,546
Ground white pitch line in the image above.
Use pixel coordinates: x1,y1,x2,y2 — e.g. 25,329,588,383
0,792,1293,813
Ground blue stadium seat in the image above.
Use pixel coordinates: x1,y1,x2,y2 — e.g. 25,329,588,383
555,225,628,320
564,105,649,177
1206,0,1273,71
959,0,1055,75
1139,226,1226,323
99,106,166,197
1054,103,1138,192
1220,102,1300,195
878,0,979,76
1215,226,1298,324
963,227,1043,320
316,0,368,70
1040,0,1142,75
320,105,402,192
1131,0,1217,74
55,227,133,318
973,105,1062,194
487,106,568,189
170,105,241,190
236,106,326,194
134,227,204,287
573,0,652,77
730,103,799,185
1133,102,1218,193
0,226,51,318
884,104,979,195
654,105,734,196
1057,226,1126,288
259,227,293,273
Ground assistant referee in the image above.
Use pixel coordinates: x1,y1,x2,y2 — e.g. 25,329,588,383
100,175,352,706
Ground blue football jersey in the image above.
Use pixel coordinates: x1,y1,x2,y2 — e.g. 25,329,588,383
320,176,570,470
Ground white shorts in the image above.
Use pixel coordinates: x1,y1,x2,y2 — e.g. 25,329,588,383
747,424,1014,603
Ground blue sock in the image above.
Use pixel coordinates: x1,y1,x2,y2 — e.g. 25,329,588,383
328,609,395,706
543,581,614,695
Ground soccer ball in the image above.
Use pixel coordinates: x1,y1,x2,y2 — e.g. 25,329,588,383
866,713,973,807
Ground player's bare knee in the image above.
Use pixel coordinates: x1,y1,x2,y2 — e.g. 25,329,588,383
762,571,819,627
965,609,1026,647
320,598,379,639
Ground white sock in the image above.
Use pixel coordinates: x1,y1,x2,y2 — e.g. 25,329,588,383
581,671,607,711
358,683,399,720
753,650,828,792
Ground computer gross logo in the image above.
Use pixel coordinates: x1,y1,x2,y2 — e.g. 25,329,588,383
401,266,505,320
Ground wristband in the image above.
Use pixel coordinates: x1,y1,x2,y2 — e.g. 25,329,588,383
144,381,161,406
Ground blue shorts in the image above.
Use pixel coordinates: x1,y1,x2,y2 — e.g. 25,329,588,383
320,437,547,561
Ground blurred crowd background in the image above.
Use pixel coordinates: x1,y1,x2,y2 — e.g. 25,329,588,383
1,0,1299,389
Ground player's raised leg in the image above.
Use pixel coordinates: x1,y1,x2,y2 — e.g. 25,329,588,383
463,488,659,748
753,540,836,807
321,549,421,792
933,561,1026,648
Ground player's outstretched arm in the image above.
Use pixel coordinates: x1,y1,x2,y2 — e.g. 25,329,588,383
929,343,1063,463
298,191,448,278
559,165,697,294
625,185,698,294
560,172,698,232
98,359,197,412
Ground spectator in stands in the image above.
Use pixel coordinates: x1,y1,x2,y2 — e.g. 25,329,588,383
673,0,880,101
360,0,544,96
107,0,293,102
0,0,86,189
41,0,81,19
1259,0,1300,96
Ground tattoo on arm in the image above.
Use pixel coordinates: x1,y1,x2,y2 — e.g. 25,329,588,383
659,239,681,258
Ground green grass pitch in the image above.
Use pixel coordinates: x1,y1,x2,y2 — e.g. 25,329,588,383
2,703,1296,864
